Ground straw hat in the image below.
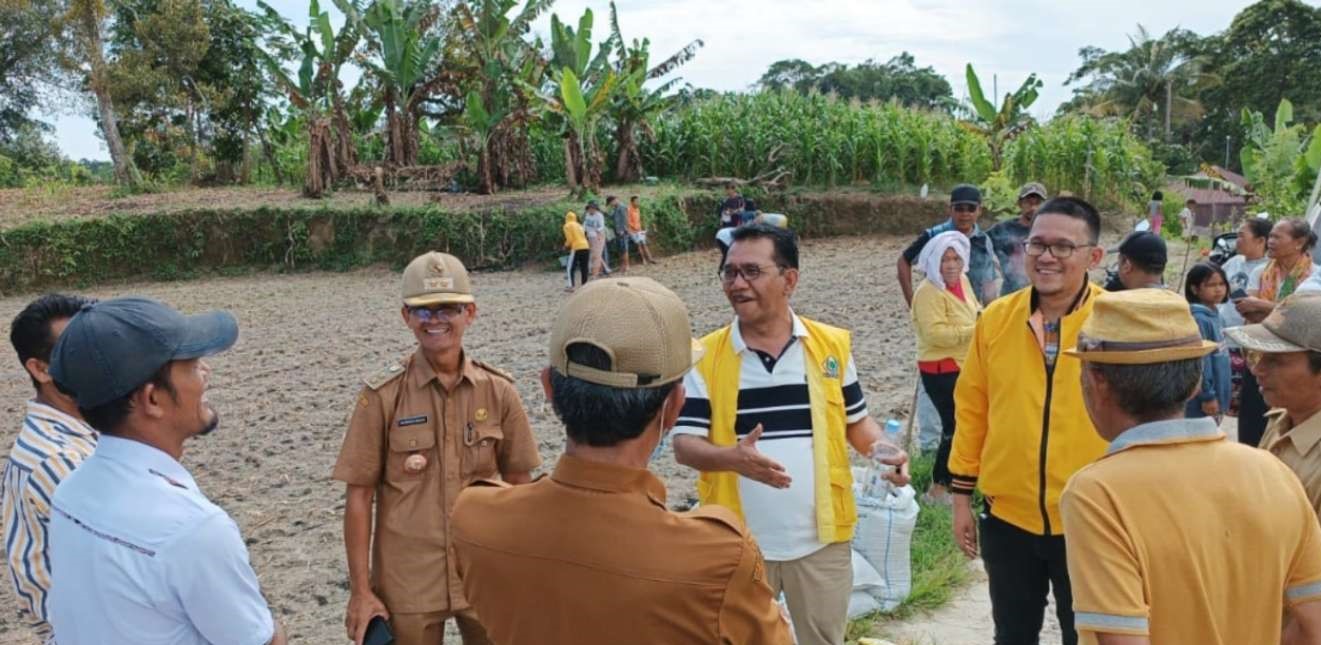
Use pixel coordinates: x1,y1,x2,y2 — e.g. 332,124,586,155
1063,288,1218,364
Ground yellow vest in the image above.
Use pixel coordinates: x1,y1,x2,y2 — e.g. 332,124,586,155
695,317,857,544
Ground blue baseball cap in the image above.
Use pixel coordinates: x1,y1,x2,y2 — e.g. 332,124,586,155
50,297,239,409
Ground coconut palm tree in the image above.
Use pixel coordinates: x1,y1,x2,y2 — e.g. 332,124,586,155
1065,25,1217,141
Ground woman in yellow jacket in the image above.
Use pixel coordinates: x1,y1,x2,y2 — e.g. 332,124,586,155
563,211,590,291
910,231,981,504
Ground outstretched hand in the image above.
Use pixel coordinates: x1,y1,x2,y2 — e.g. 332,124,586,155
733,425,791,489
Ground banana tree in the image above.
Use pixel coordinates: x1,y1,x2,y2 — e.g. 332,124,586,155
540,8,619,193
256,0,361,196
453,0,551,193
606,2,702,183
1241,98,1311,216
960,63,1042,170
340,0,446,167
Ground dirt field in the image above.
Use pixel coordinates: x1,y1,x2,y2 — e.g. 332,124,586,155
0,235,929,644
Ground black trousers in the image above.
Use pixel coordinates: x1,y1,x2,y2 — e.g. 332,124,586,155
920,370,959,487
570,249,589,287
1238,366,1268,447
981,512,1077,645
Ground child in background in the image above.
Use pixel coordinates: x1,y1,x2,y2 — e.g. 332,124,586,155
1148,190,1165,237
627,196,655,265
1184,262,1232,419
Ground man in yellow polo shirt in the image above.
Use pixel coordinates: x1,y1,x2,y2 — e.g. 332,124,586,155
1061,288,1321,644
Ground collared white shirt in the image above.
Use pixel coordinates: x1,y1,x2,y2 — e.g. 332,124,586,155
674,312,868,561
48,436,274,645
1,401,97,642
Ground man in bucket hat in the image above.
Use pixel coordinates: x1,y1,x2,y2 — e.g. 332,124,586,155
452,278,791,644
1227,292,1321,516
1061,288,1321,645
44,297,286,645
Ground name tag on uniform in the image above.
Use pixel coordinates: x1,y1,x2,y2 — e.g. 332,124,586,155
398,415,428,427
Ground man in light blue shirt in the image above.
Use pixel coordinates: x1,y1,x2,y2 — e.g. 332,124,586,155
46,298,285,645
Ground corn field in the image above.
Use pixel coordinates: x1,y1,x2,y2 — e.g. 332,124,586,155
1002,116,1165,211
640,91,992,188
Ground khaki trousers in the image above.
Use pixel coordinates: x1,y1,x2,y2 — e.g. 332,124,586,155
764,541,853,645
391,608,492,645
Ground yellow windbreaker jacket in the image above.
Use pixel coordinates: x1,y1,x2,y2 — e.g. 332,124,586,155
949,283,1109,536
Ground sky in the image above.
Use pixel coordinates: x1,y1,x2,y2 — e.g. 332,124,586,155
45,0,1283,161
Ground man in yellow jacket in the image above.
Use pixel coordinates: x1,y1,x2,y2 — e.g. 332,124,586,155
673,223,909,645
949,197,1110,645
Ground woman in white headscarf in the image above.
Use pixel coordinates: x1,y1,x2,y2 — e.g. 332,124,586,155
910,230,982,504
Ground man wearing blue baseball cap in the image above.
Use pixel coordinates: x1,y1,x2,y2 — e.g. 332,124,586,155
44,297,286,645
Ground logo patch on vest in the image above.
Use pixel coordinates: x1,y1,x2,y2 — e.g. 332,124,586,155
823,356,840,379
398,415,428,427
474,408,489,422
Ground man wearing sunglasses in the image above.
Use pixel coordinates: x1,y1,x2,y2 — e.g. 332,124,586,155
673,224,909,645
1228,293,1321,518
898,184,1000,307
333,252,541,645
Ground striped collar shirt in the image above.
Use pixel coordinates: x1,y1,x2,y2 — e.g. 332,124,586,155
1,401,97,641
674,313,868,560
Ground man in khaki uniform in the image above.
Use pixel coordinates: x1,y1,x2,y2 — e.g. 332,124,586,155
334,252,541,645
1227,292,1321,516
452,277,791,644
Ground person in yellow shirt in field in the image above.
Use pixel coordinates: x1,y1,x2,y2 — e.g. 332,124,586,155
910,231,982,505
563,211,590,292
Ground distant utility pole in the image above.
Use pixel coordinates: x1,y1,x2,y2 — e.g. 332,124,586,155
1225,136,1231,168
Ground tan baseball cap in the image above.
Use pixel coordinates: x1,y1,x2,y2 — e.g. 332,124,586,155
401,252,474,306
549,277,703,388
1226,292,1321,353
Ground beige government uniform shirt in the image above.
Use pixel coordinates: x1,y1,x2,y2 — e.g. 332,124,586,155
452,454,793,644
1262,408,1321,519
333,349,541,614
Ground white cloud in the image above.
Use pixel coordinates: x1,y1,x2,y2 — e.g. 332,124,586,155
47,0,1270,161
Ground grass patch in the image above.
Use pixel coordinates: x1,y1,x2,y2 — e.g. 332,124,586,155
845,454,972,643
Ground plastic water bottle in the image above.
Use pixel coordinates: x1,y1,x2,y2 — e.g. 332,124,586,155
863,419,904,499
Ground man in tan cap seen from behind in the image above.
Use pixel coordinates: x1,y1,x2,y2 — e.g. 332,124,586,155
334,252,541,645
1226,292,1321,516
1060,288,1321,644
451,277,792,644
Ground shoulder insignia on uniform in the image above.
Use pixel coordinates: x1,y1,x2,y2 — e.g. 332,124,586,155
469,477,513,489
471,360,514,383
363,362,406,390
686,505,746,535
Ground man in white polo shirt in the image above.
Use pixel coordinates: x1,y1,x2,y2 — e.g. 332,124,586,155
46,297,285,645
674,223,909,645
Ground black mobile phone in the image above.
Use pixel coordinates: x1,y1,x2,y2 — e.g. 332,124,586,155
363,616,394,645
1230,288,1249,301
